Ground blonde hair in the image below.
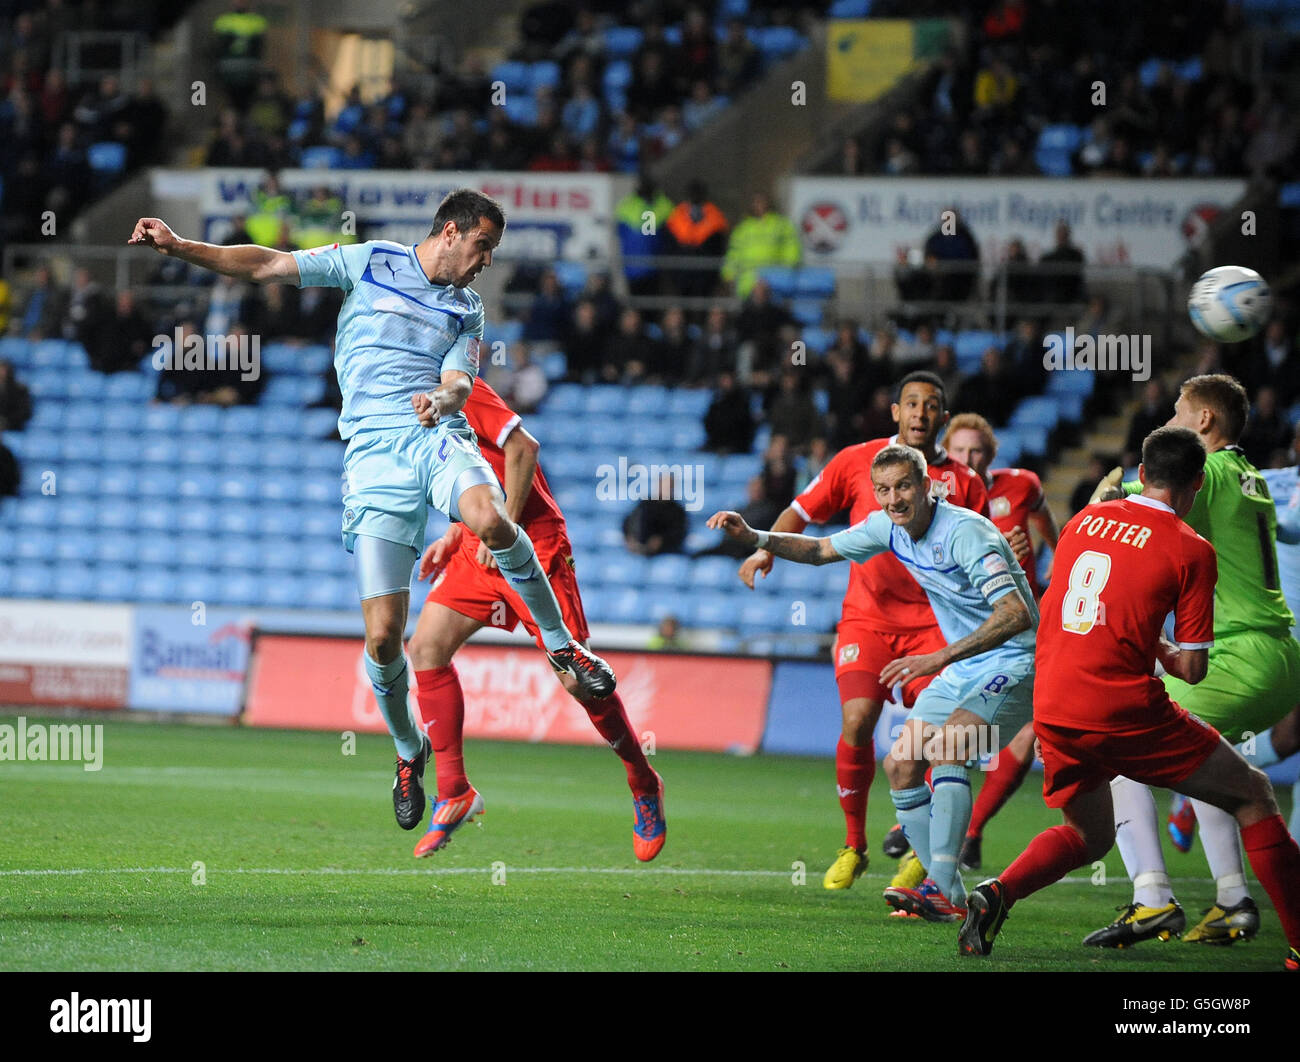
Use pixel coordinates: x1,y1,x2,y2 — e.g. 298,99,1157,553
943,411,997,459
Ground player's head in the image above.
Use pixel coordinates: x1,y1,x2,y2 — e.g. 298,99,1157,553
943,412,997,478
1139,425,1206,515
891,371,948,452
1169,373,1248,445
871,443,933,531
429,189,506,287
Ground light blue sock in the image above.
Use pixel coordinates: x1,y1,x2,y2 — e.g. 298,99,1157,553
892,784,933,873
364,650,421,760
929,765,973,903
1236,728,1279,768
489,526,571,652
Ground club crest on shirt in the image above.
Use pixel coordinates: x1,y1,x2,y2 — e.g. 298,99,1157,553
838,643,859,665
990,496,1012,518
932,544,945,565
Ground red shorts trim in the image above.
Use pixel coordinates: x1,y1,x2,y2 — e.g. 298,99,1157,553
1035,706,1222,809
832,621,947,708
426,529,589,649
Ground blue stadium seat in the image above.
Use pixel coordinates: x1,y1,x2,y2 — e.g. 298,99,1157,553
790,300,824,327
55,531,98,563
261,408,304,436
543,383,585,416
829,0,872,15
216,504,259,536
133,569,176,604
178,406,223,435
602,59,634,94
298,507,339,539
11,563,56,598
219,405,265,436
1051,392,1086,422
177,470,222,499
645,554,692,587
591,553,646,589
258,473,300,503
300,145,344,169
1046,367,1096,397
583,387,627,416
529,61,562,94
502,96,538,126
603,27,643,57
303,444,344,471
301,475,342,505
669,421,705,449
55,463,101,497
795,268,836,299
301,576,353,611
13,534,51,562
103,373,152,402
688,595,738,629
90,567,137,603
176,571,222,604
757,267,799,298
94,498,135,532
176,502,219,535
262,575,305,608
551,260,588,295
754,26,806,62
565,521,600,554
692,555,741,589
95,532,139,567
0,336,33,365
301,408,340,438
738,598,787,634
489,61,532,93
56,501,98,530
625,385,668,418
579,586,612,623
33,339,86,370
1009,397,1061,433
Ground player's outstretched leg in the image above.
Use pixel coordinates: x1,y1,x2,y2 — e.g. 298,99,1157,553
1174,739,1300,970
414,786,485,857
961,782,1112,958
962,721,1035,871
460,485,615,698
1183,799,1258,944
357,554,429,830
824,693,883,889
1089,776,1184,946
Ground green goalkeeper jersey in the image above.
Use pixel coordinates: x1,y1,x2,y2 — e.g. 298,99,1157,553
1124,446,1294,636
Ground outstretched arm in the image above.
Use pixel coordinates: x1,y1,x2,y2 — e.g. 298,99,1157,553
707,510,842,566
128,217,299,285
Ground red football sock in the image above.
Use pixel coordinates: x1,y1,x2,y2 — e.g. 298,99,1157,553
578,691,658,793
1001,824,1089,905
414,666,468,800
967,744,1034,840
836,737,875,851
1242,814,1300,951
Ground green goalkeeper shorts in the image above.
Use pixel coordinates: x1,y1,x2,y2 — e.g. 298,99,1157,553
1162,628,1300,743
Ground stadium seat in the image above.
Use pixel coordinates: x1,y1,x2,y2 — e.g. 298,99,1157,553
592,553,647,588
829,0,872,15
87,140,127,178
645,554,692,587
133,569,177,604
602,59,633,95
300,145,344,169
218,504,259,536
258,473,300,503
489,61,532,93
583,387,627,417
300,507,340,539
90,567,137,603
220,439,263,470
103,373,152,402
603,27,643,57
262,575,304,608
738,598,788,634
261,408,304,436
11,563,56,598
795,268,837,299
551,260,588,296
503,96,538,126
529,61,562,94
301,408,340,438
1046,367,1096,398
301,475,342,505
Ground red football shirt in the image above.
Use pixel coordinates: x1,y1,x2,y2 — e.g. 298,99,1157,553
791,436,991,631
988,467,1046,594
459,380,565,541
1035,495,1217,729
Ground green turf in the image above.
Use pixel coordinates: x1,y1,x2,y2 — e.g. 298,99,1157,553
0,715,1292,971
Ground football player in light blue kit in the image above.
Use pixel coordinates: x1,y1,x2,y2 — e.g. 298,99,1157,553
709,443,1037,921
128,190,615,831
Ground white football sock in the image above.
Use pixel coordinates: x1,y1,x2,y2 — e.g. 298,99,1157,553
1112,776,1173,907
1190,798,1250,907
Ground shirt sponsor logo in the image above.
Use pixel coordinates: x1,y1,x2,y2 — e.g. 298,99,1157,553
981,553,1010,576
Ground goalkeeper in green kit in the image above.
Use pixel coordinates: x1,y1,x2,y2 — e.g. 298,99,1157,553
1086,374,1300,948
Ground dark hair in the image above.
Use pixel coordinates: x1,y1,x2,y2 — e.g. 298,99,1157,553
1141,426,1206,489
430,188,506,238
895,369,947,409
1181,373,1249,444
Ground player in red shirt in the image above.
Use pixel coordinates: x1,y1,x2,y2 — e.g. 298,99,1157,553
403,379,666,861
959,427,1300,970
739,371,997,890
944,412,1060,871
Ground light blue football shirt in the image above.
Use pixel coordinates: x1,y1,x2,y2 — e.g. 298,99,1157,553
292,240,485,440
829,499,1039,656
1261,465,1300,640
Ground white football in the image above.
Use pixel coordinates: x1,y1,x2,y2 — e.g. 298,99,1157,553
1188,265,1272,343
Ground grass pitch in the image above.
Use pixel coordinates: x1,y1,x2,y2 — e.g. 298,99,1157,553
0,715,1291,972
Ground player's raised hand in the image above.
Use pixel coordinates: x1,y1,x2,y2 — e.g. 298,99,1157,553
1004,525,1031,565
1088,466,1125,505
707,510,753,540
127,217,180,254
737,549,773,590
411,392,440,428
417,527,461,580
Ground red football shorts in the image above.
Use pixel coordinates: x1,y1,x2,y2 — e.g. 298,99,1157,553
1034,705,1222,809
832,620,947,707
426,527,590,649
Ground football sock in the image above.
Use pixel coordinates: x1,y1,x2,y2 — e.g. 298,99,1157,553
365,649,421,761
892,783,933,872
1111,776,1173,907
489,527,570,652
1236,728,1279,768
836,737,875,851
414,666,468,800
1001,824,1089,905
967,741,1033,840
1241,814,1300,951
929,764,972,903
1190,798,1250,907
579,691,658,792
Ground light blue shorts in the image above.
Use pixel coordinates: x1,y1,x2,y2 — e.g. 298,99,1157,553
911,649,1035,748
341,424,500,552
